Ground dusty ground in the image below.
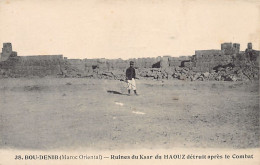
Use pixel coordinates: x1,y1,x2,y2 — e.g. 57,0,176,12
0,78,259,150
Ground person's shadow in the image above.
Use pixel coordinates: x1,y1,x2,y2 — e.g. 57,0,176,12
107,90,128,95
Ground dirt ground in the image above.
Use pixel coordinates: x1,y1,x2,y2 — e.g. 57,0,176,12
0,78,259,150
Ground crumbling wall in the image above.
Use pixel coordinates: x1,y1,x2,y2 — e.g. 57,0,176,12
195,50,223,57
168,56,191,67
67,57,160,74
193,46,240,72
221,42,240,55
129,57,158,68
67,59,85,71
194,54,233,72
0,42,259,81
0,55,64,77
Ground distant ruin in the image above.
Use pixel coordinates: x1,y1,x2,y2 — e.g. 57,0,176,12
0,43,64,77
0,42,259,81
1,43,17,61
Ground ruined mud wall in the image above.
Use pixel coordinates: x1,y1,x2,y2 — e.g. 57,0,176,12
0,42,258,81
192,43,241,72
65,51,259,81
1,52,258,81
193,54,233,72
0,43,17,61
0,55,64,77
129,57,159,68
221,42,240,54
70,56,191,72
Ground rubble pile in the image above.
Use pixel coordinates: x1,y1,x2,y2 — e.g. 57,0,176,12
1,55,258,81
138,63,258,81
57,59,258,82
0,41,259,81
56,47,259,81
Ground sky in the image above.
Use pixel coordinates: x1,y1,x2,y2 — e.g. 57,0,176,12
0,0,259,59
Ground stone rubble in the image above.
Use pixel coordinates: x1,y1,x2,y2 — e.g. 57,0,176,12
0,42,259,81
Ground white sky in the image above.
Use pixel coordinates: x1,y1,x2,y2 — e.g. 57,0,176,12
0,0,259,59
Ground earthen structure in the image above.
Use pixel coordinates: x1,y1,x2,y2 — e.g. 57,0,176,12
0,43,64,77
0,43,17,61
0,42,259,80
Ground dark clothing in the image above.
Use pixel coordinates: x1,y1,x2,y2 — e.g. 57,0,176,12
126,67,136,80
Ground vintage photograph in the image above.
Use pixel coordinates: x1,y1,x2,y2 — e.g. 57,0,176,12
0,0,259,164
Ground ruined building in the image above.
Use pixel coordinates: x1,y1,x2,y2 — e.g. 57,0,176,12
0,43,64,77
191,42,241,72
0,43,17,61
0,42,259,80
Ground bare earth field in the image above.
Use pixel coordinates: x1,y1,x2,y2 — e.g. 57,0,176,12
0,78,259,150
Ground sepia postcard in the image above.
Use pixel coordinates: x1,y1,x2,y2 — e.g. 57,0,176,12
0,0,259,164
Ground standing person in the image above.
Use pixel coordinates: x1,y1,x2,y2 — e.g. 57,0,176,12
126,61,138,95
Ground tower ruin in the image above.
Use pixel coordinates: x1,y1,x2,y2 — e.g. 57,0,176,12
0,43,17,61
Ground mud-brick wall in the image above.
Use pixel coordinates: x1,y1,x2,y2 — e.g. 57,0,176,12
0,55,64,77
84,59,112,72
129,58,159,68
194,49,234,72
113,59,128,70
221,43,240,55
195,50,223,58
166,56,191,67
68,59,85,71
71,57,163,74
169,56,183,67
194,54,233,72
